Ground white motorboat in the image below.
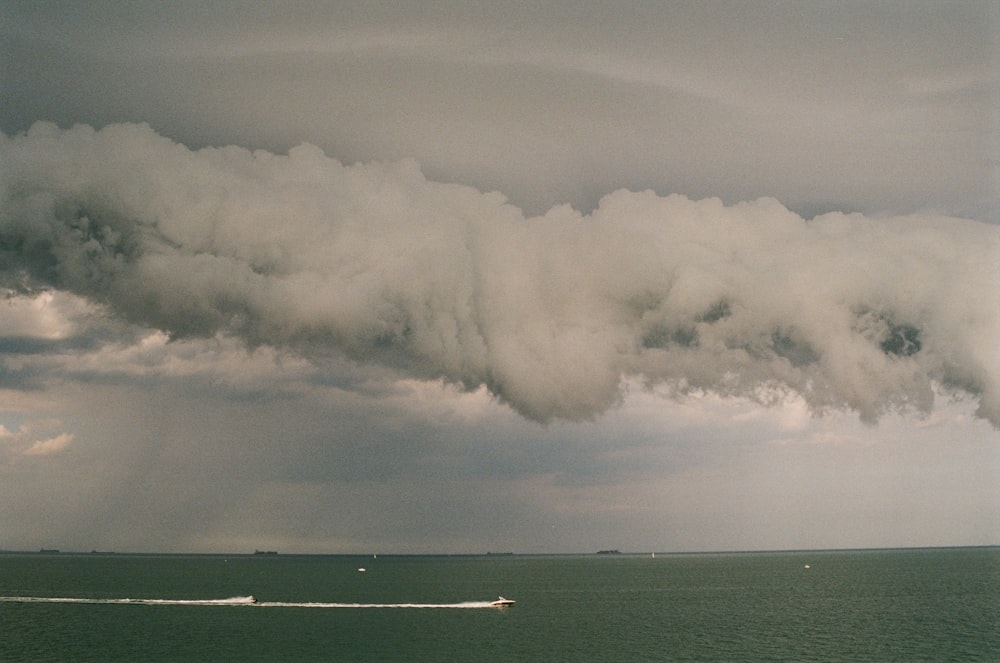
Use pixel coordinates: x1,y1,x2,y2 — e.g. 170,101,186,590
490,596,516,607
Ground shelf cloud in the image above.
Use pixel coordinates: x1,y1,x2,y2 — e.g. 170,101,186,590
4,122,997,425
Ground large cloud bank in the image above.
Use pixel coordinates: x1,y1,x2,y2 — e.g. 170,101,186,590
2,122,998,425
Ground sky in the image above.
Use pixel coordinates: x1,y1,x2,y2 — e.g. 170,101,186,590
1,1,998,554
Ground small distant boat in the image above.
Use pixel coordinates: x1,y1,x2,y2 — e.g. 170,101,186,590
490,596,516,608
253,550,278,556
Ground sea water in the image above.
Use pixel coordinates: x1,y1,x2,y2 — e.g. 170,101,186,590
1,548,997,661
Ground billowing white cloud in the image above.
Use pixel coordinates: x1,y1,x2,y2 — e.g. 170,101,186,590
0,290,94,339
3,122,997,425
22,431,74,456
0,420,74,458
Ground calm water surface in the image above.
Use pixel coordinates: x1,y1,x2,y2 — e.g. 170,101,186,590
1,548,997,661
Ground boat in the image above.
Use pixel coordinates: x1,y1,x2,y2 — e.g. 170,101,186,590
490,596,516,608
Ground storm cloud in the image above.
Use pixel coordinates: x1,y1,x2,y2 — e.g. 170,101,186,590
3,122,997,425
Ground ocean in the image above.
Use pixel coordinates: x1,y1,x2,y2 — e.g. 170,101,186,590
1,547,996,661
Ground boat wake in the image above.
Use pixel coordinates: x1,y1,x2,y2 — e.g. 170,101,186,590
0,595,259,606
256,601,497,609
0,596,499,609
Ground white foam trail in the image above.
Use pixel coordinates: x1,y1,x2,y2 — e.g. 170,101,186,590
0,595,258,606
0,596,497,608
255,601,495,609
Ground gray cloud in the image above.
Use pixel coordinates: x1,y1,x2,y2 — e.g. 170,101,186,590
3,122,997,425
2,2,995,219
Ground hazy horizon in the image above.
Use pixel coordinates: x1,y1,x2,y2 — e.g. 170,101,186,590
9,544,1000,557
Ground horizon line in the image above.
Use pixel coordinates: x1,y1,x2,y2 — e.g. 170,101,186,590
5,544,997,558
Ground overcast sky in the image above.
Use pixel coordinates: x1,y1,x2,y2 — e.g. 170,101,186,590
1,1,997,554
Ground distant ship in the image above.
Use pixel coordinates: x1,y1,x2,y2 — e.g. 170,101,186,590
596,549,621,555
490,596,516,607
253,550,278,556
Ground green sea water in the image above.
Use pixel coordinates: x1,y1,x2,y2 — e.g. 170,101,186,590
1,548,997,661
